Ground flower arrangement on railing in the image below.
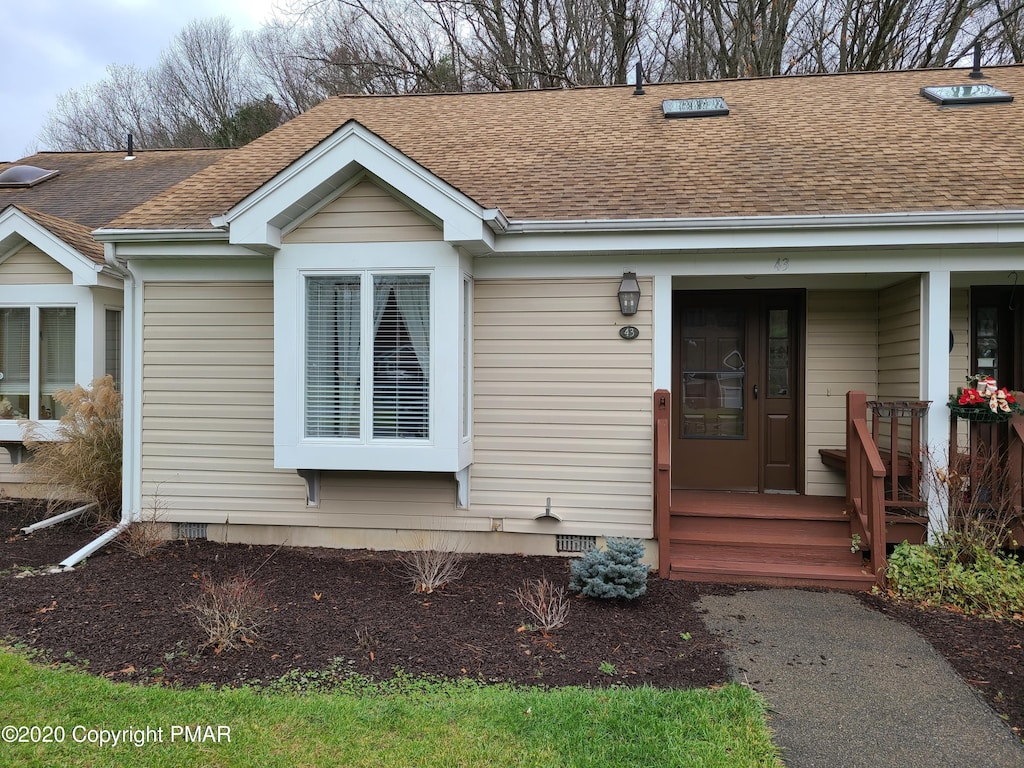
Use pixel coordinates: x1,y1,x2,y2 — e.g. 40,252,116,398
948,374,1024,422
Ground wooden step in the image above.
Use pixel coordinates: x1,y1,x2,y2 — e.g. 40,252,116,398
665,491,878,590
670,558,876,591
670,529,863,567
671,512,851,541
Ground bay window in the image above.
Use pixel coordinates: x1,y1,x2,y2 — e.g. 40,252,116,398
305,272,430,442
0,306,75,421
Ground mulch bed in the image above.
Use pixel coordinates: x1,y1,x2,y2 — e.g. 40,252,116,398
1,499,1022,740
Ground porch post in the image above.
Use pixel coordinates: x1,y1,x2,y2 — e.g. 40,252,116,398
921,270,951,540
652,274,673,391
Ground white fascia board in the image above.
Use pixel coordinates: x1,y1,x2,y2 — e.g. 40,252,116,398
0,208,103,286
490,210,1024,256
95,229,263,261
213,121,497,253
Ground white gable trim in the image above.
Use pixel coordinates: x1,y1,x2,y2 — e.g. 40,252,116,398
0,207,105,286
212,121,501,254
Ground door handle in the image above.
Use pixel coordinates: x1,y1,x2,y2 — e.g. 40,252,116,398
752,384,759,400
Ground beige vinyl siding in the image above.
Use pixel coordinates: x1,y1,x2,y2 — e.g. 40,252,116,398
877,278,920,400
141,281,308,523
949,288,970,393
472,277,653,537
805,289,878,497
283,179,441,243
141,280,464,530
0,244,72,284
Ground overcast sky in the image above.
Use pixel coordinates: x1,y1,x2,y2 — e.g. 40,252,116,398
1,0,285,162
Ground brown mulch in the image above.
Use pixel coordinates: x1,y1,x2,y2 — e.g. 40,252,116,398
1,499,1022,740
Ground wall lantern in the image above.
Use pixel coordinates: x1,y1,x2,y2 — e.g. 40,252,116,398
617,272,640,316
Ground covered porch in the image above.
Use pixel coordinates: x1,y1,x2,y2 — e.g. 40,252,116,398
647,263,1024,589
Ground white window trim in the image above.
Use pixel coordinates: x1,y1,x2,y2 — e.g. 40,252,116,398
303,268,434,446
0,285,99,442
274,241,471,473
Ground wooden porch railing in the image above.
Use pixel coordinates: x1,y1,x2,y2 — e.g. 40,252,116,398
1011,416,1024,517
846,391,888,587
951,412,1024,531
654,389,671,578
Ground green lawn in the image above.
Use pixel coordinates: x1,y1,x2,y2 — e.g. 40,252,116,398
0,651,781,767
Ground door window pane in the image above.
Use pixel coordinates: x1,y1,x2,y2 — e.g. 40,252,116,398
767,309,790,396
681,307,745,437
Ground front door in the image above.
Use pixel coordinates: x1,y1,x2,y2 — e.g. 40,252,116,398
672,290,802,492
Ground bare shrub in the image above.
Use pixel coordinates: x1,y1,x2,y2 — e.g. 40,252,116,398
515,577,569,634
930,441,1022,563
396,531,466,593
117,488,168,557
182,572,268,653
18,376,122,524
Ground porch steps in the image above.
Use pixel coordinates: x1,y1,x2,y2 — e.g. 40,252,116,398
668,492,877,590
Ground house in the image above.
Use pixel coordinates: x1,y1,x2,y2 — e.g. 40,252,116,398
82,64,1024,587
0,148,234,492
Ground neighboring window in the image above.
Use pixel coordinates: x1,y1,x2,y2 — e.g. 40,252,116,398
105,309,122,390
0,306,74,420
305,273,430,441
39,308,75,419
0,308,29,419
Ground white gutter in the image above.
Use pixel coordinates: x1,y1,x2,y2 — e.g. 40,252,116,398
500,208,1024,234
21,502,97,534
93,228,227,243
58,247,140,568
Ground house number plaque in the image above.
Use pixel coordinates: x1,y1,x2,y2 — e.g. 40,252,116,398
619,326,640,340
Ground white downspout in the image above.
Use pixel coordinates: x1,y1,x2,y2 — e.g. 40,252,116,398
58,248,140,567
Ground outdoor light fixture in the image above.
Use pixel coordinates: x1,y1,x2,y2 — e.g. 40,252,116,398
618,272,640,315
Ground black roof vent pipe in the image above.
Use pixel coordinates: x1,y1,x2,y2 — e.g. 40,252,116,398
126,133,136,160
968,42,985,79
633,62,645,96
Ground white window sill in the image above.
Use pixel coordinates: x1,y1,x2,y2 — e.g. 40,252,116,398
275,441,471,473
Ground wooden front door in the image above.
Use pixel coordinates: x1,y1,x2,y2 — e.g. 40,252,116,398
672,290,803,492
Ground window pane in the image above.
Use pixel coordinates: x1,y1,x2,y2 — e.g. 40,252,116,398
105,309,122,390
306,276,361,438
0,308,29,419
40,307,75,420
373,275,429,439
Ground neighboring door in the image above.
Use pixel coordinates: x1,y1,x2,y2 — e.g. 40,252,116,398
971,286,1022,390
672,290,802,492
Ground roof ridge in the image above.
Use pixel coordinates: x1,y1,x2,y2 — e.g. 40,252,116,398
326,62,1024,101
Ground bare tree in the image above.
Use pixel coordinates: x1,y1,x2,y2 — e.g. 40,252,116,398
39,0,1024,152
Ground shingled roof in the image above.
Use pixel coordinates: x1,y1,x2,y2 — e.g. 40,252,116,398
107,66,1024,231
0,149,235,258
12,205,103,263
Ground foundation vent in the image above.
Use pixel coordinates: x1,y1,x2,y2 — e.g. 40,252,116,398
556,534,596,553
176,522,208,540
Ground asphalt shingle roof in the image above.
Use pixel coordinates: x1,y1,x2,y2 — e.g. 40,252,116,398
105,66,1024,230
13,205,103,263
0,149,235,253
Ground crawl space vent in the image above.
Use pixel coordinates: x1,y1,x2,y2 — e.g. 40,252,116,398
556,534,596,553
176,522,208,540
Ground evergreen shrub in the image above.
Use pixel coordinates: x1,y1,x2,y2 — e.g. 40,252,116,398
568,537,648,600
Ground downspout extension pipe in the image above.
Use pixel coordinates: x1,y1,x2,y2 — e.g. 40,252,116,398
58,251,139,568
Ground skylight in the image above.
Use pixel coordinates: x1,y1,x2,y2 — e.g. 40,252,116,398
0,165,60,188
920,84,1013,106
662,97,729,118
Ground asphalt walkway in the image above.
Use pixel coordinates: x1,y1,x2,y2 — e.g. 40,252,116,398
698,589,1024,768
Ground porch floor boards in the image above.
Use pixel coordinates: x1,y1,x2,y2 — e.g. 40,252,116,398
668,490,876,590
